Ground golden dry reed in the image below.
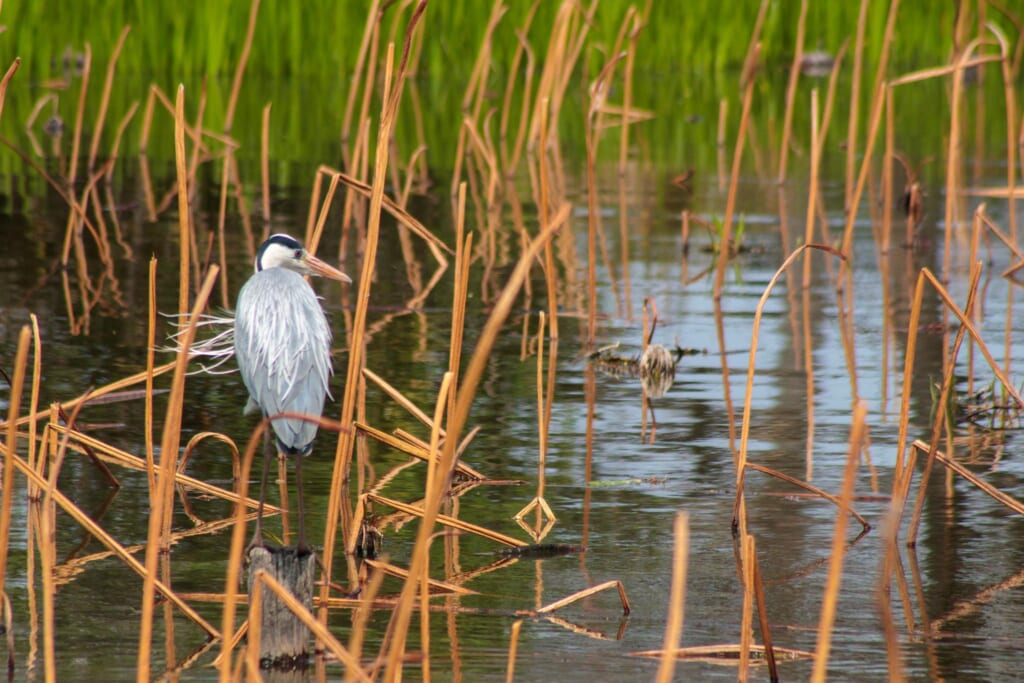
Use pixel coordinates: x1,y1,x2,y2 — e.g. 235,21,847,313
654,512,689,683
776,0,808,183
713,43,759,301
811,401,868,682
322,3,428,622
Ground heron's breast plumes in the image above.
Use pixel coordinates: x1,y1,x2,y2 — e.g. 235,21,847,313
234,268,334,454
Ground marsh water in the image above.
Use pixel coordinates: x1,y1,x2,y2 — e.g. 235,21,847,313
2,67,1024,682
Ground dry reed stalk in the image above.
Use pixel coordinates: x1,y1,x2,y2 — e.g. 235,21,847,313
378,211,565,673
2,444,219,636
87,25,130,172
536,310,551,503
462,0,505,120
316,164,451,262
845,0,871,208
346,554,387,683
738,532,757,681
716,99,728,190
713,44,759,301
741,0,770,84
145,259,158,492
732,244,845,537
776,0,808,183
66,43,91,185
398,144,428,207
245,576,263,675
750,536,777,682
912,439,1024,515
381,372,453,680
136,261,220,683
173,87,192,316
53,514,259,585
526,2,572,147
801,286,817,482
635,644,814,665
584,55,625,342
505,619,523,683
217,420,269,681
892,267,1024,540
223,0,260,132
354,422,484,479
745,463,870,530
448,184,470,426
538,98,560,342
536,580,630,616
340,0,382,151
106,100,139,181
883,84,895,250
0,591,11,675
367,493,525,547
50,425,270,509
802,89,821,288
499,1,539,172
943,40,976,281
875,503,907,681
39,415,83,681
810,401,868,682
363,368,444,434
840,0,900,264
25,316,42,501
136,84,223,171
618,8,645,177
362,558,476,595
323,3,426,618
0,59,20,119
0,327,30,603
360,370,440,436
214,151,236,308
256,102,271,225
139,85,157,152
0,134,93,268
654,512,689,683
994,23,1019,249
892,271,926,478
840,82,887,262
452,0,505,197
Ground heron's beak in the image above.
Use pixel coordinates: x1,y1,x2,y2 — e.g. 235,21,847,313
303,253,352,283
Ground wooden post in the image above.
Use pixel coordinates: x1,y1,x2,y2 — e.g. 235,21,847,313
247,546,317,669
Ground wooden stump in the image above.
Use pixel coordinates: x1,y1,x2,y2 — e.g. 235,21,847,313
247,546,317,669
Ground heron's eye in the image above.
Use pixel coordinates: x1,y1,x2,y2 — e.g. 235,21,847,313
294,249,302,259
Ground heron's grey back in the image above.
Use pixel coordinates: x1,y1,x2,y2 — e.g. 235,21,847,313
234,268,333,454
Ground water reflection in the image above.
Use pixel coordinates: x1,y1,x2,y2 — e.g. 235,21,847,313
0,140,1023,680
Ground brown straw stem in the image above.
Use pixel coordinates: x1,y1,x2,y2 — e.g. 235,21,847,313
654,511,689,683
810,401,868,683
223,0,261,132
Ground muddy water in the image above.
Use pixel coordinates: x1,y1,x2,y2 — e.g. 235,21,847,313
1,141,1023,682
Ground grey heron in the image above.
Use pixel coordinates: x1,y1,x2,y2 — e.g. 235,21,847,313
234,233,351,552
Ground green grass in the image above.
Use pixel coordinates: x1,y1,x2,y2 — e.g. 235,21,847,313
0,1,1015,181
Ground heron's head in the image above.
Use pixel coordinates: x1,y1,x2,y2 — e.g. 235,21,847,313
255,234,352,283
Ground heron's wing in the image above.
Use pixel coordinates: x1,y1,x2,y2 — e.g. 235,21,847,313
234,268,334,453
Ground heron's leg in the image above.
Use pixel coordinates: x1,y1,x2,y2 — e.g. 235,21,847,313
294,452,309,554
247,430,273,552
